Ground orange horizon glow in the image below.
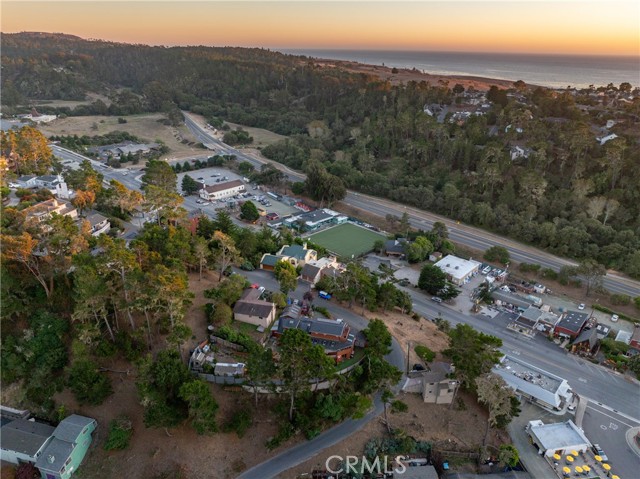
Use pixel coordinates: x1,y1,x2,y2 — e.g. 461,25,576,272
1,1,638,57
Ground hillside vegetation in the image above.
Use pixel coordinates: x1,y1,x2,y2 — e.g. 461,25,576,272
2,32,639,278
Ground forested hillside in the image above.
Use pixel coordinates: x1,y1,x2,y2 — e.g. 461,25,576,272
2,32,639,278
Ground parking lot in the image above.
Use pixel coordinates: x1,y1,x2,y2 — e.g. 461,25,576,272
177,166,301,219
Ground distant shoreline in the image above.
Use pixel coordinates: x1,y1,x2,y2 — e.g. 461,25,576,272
309,57,525,92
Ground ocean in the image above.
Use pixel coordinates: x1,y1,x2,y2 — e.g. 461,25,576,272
280,49,639,89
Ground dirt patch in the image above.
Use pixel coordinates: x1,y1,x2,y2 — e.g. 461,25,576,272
311,59,518,91
38,113,201,160
279,390,502,479
359,307,450,367
40,272,290,479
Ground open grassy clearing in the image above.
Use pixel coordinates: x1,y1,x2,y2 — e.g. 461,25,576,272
29,92,112,109
220,121,288,147
308,223,386,259
37,113,202,160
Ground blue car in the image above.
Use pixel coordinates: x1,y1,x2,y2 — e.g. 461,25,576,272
318,291,332,300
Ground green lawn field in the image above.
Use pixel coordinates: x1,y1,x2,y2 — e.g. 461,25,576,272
308,223,386,259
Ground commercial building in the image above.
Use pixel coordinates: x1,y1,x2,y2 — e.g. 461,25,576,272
434,255,481,285
493,355,573,411
526,420,591,457
282,208,347,231
199,179,246,201
554,311,589,339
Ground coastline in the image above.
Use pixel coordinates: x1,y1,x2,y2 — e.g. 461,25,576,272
309,57,528,91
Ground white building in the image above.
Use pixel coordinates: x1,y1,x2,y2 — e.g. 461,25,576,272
494,355,573,411
0,419,55,465
199,179,245,201
526,420,591,457
85,213,111,236
434,254,481,285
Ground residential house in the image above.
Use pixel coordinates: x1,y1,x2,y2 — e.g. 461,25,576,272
84,213,111,237
571,328,599,356
554,311,589,339
384,238,407,258
35,175,62,190
300,256,342,284
272,316,355,362
233,288,276,328
402,362,459,404
260,243,318,271
35,414,97,479
24,199,78,226
199,179,246,201
434,255,481,285
1,414,96,479
526,420,591,457
0,419,55,465
494,355,573,411
16,175,38,189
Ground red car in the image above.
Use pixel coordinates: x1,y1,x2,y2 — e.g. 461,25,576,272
250,283,260,289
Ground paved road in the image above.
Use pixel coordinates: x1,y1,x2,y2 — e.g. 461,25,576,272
237,270,404,479
582,402,640,479
235,270,640,478
182,113,640,298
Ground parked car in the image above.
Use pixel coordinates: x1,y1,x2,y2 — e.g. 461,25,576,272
591,444,608,462
611,314,619,322
482,266,492,275
578,303,586,310
398,278,411,287
318,291,332,300
431,297,443,303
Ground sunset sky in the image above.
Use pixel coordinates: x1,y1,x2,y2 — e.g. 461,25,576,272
1,1,638,56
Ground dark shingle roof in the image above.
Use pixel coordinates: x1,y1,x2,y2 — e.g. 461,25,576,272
301,263,321,278
233,301,274,318
0,419,55,457
557,311,589,334
260,254,279,267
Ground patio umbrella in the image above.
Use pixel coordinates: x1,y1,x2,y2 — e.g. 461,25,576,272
562,466,571,475
553,454,562,461
603,463,611,472
594,455,603,462
582,465,591,474
611,475,620,479
571,450,580,457
565,455,574,464
575,466,583,474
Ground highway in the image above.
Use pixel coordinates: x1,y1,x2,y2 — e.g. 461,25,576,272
182,113,640,298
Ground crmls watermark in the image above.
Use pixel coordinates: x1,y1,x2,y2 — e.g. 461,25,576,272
325,455,408,475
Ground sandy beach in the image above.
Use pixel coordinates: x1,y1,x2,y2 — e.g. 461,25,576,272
312,58,522,91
